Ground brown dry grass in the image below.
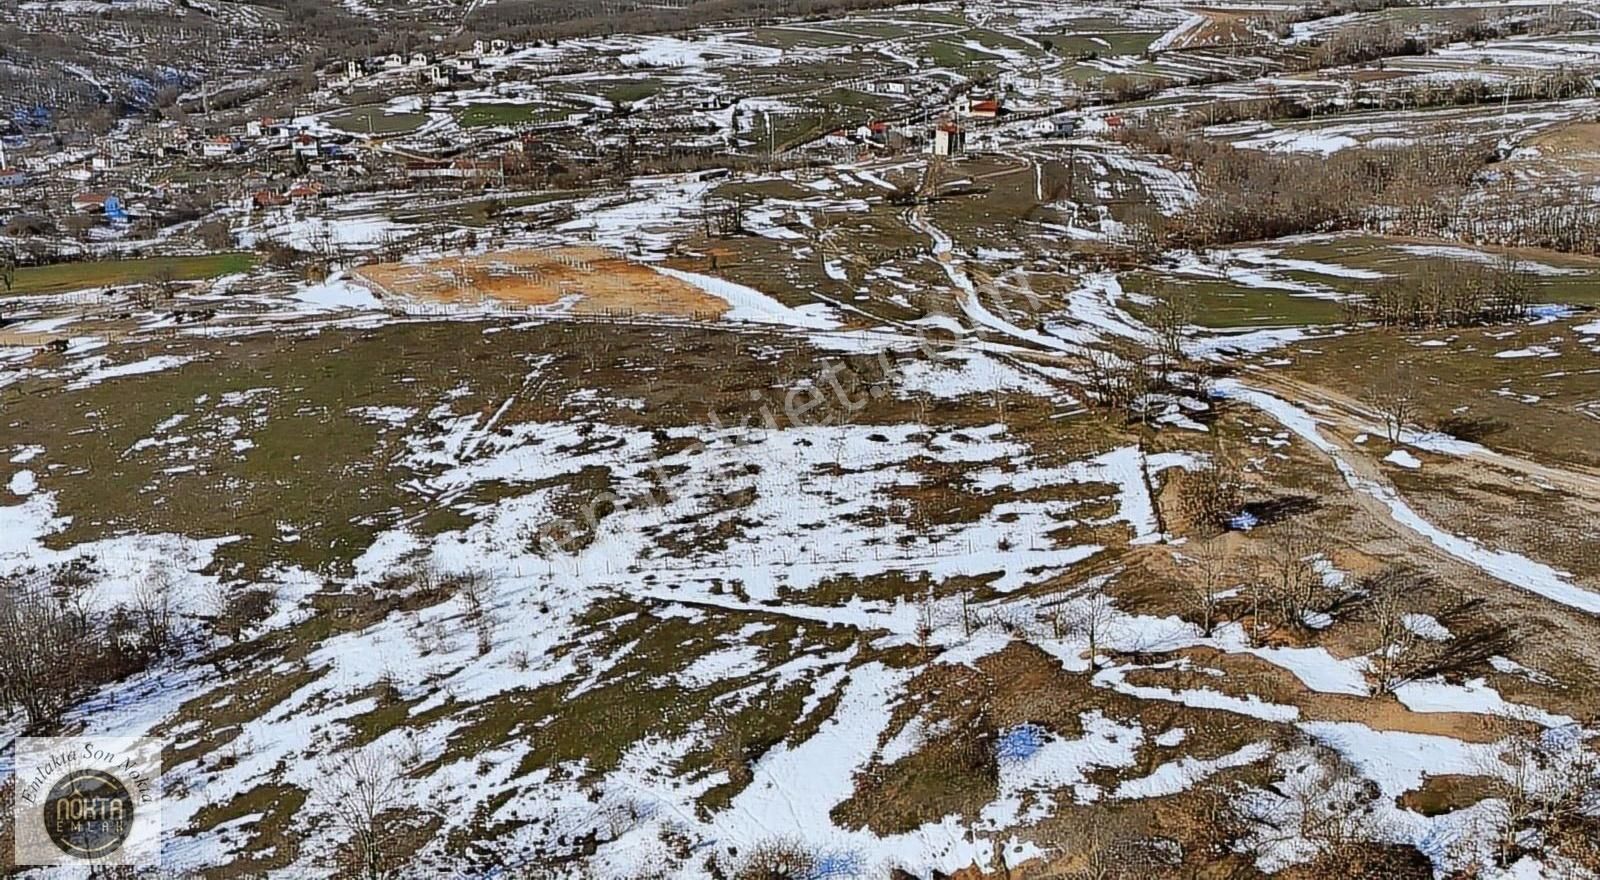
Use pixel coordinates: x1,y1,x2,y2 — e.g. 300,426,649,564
1513,121,1600,180
353,247,731,319
1529,121,1600,159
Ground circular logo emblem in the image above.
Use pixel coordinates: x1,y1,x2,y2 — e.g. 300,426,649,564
41,769,135,860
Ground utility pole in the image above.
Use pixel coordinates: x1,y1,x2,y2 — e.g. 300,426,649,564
765,109,774,170
1066,143,1077,222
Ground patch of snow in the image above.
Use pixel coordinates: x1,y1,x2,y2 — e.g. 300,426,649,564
1384,449,1422,469
8,470,36,496
652,266,840,329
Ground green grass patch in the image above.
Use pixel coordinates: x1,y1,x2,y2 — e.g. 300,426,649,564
556,77,666,107
7,253,256,296
1272,235,1600,305
1042,31,1161,56
918,38,991,68
827,20,923,40
393,191,576,227
456,102,567,128
1281,317,1600,469
747,24,861,48
326,105,427,135
963,27,1045,57
875,6,967,24
1123,272,1347,327
190,783,307,876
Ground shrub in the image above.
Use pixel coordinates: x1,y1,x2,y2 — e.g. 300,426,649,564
734,839,815,880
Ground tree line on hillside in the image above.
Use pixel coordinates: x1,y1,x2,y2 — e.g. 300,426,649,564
464,0,916,42
1342,255,1534,328
1262,4,1595,67
1114,118,1600,265
1190,66,1596,129
1115,123,1490,247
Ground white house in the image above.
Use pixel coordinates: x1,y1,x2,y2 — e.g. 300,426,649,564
201,136,236,159
933,122,964,157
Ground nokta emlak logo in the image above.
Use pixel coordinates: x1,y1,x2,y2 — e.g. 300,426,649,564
43,768,136,859
12,737,162,866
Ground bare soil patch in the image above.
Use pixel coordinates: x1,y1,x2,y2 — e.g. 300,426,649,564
353,247,730,319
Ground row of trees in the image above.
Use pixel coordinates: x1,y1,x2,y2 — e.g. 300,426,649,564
1443,185,1600,256
1343,255,1534,327
1115,125,1492,249
1195,66,1597,131
464,0,914,42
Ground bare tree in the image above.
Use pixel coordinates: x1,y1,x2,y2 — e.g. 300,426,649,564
1361,567,1448,694
1368,361,1421,445
1188,783,1260,880
1180,542,1234,637
130,564,177,657
1063,590,1119,668
730,837,813,880
456,570,496,656
1178,449,1246,537
149,263,180,302
1147,288,1194,386
196,220,233,251
1477,713,1600,868
1251,748,1388,874
316,746,406,880
208,582,278,644
0,577,90,729
1249,524,1330,633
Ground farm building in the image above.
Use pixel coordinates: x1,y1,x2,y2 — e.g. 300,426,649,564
252,189,289,209
966,98,1000,119
70,191,115,212
201,136,239,159
287,181,324,202
934,122,965,156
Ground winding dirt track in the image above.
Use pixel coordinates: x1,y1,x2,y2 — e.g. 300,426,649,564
1247,370,1600,510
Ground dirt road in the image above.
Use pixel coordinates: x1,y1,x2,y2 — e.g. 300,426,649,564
1247,370,1600,510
